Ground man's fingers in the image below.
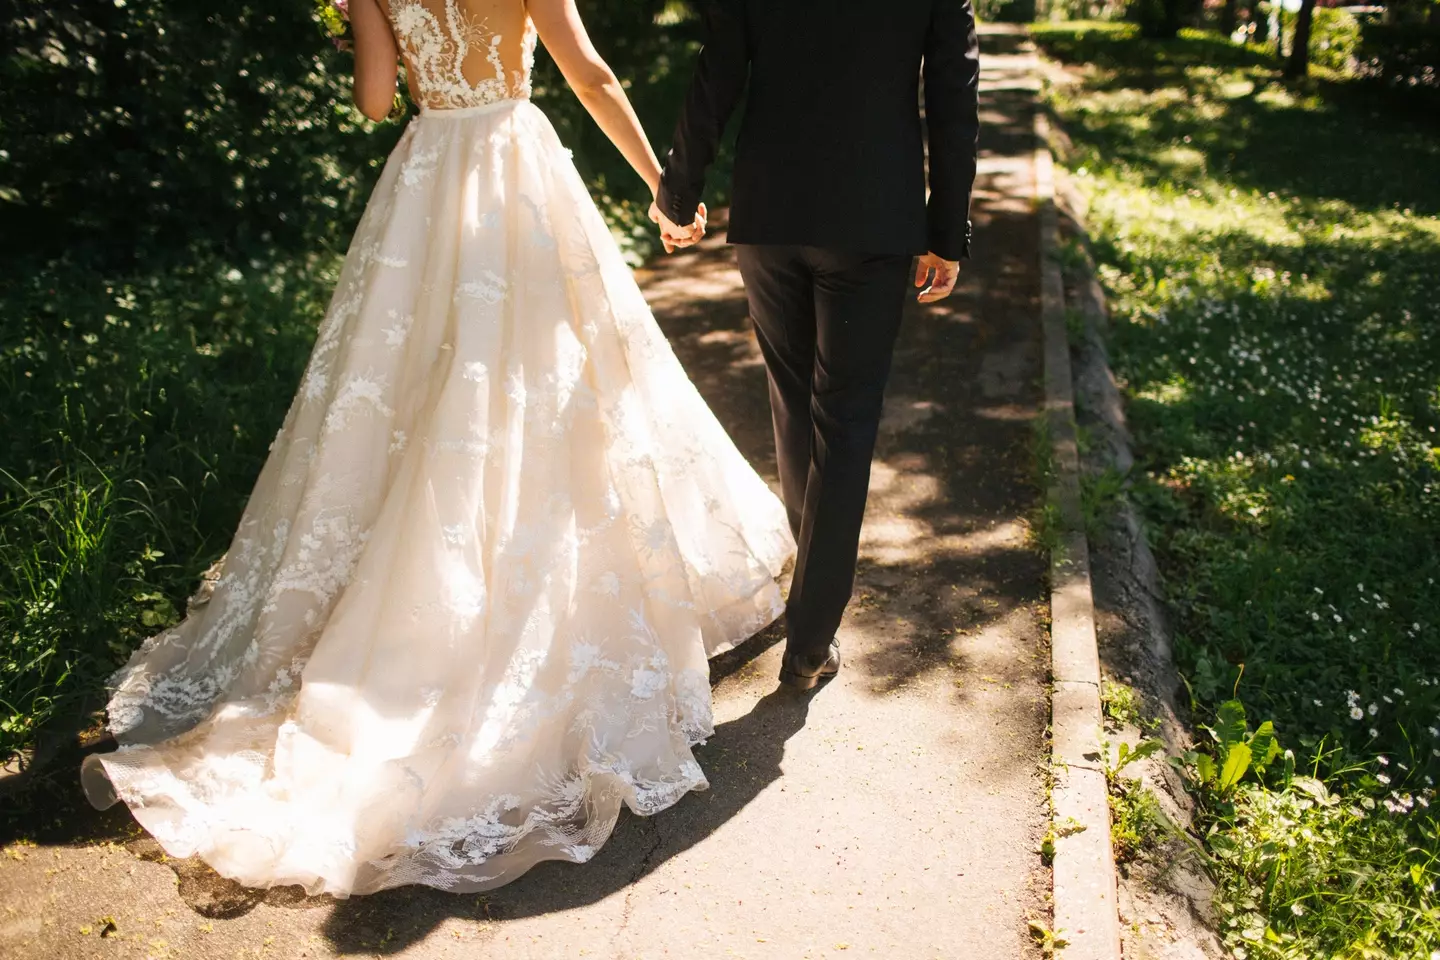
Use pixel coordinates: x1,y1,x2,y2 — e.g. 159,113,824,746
918,266,959,303
915,259,931,288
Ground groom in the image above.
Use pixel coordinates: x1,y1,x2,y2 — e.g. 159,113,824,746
650,0,980,690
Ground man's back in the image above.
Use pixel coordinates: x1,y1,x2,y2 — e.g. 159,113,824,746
658,0,978,261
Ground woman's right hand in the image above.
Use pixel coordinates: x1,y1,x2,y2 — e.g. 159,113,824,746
649,202,707,254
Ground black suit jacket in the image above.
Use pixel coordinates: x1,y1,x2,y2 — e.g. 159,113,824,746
657,0,980,261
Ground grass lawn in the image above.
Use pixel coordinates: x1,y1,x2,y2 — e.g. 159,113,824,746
1034,22,1440,957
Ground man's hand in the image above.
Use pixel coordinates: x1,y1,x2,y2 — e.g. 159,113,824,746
914,252,960,303
648,201,707,254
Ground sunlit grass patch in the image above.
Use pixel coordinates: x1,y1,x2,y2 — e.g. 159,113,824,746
1037,22,1440,957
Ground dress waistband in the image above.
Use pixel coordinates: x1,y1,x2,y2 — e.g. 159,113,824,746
417,98,529,119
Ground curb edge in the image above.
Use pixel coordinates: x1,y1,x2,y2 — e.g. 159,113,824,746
1036,96,1125,960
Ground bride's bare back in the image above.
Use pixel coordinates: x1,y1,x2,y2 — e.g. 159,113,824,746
348,0,691,230
386,0,536,110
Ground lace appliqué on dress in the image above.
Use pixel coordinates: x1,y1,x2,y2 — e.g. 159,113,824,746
388,0,536,110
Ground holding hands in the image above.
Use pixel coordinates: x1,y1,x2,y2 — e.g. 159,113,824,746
914,252,960,303
648,201,707,254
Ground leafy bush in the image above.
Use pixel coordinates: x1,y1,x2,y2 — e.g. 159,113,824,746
0,2,394,273
1125,0,1204,39
1308,7,1362,74
1354,21,1440,100
977,0,1039,24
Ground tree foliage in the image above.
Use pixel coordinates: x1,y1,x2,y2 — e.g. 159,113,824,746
0,2,401,274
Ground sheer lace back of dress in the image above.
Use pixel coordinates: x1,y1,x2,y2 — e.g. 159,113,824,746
387,0,536,110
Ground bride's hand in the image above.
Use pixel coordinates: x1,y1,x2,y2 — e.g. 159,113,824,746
648,201,707,254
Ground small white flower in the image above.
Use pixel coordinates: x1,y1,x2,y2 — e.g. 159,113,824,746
1377,774,1390,785
1370,728,1381,739
1368,703,1379,716
1350,706,1365,720
1377,755,1389,766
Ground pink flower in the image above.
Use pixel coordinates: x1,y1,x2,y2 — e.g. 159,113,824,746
332,0,350,17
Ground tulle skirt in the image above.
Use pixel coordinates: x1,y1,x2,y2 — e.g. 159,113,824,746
81,99,794,897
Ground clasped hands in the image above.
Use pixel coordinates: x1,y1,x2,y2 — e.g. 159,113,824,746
647,199,959,304
647,200,708,254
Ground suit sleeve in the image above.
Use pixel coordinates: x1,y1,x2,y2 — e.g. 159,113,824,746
656,0,749,227
923,0,980,261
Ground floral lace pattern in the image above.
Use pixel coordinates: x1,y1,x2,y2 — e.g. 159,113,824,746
388,0,536,110
81,90,794,897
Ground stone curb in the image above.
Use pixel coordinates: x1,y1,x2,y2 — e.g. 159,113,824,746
1035,97,1124,959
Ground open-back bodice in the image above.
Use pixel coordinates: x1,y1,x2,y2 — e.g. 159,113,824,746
386,0,536,111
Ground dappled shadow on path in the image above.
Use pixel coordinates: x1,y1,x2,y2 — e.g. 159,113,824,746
310,689,811,952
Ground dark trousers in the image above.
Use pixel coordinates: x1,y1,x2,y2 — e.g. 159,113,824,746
735,245,911,663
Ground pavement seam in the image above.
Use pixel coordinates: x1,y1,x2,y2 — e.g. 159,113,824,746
612,815,666,953
1033,62,1125,960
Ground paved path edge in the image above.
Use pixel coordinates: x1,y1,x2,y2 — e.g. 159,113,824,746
1035,90,1125,960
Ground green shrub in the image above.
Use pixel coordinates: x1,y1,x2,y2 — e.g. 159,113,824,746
1355,20,1440,100
978,0,1039,24
1308,7,1363,74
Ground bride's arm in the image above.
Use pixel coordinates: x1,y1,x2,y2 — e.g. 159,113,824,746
528,0,665,199
350,0,401,121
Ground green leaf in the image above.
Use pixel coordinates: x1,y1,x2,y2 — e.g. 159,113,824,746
1218,741,1252,792
1194,752,1217,784
1290,776,1331,805
1115,738,1166,775
1208,830,1238,857
1248,720,1281,773
1214,699,1247,751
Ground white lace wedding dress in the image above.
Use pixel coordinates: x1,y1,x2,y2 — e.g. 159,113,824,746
80,0,794,897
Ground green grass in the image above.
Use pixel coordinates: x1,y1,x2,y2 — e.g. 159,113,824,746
1,256,339,752
1035,21,1440,956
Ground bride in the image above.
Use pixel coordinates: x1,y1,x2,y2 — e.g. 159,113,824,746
80,0,794,897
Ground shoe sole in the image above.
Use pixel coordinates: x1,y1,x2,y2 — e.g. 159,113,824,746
778,665,838,691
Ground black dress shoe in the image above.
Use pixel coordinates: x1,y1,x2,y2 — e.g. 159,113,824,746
778,642,841,691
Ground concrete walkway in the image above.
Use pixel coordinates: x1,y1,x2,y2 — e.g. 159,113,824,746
0,28,1049,960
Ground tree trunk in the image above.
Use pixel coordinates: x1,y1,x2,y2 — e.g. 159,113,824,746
1285,0,1318,77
